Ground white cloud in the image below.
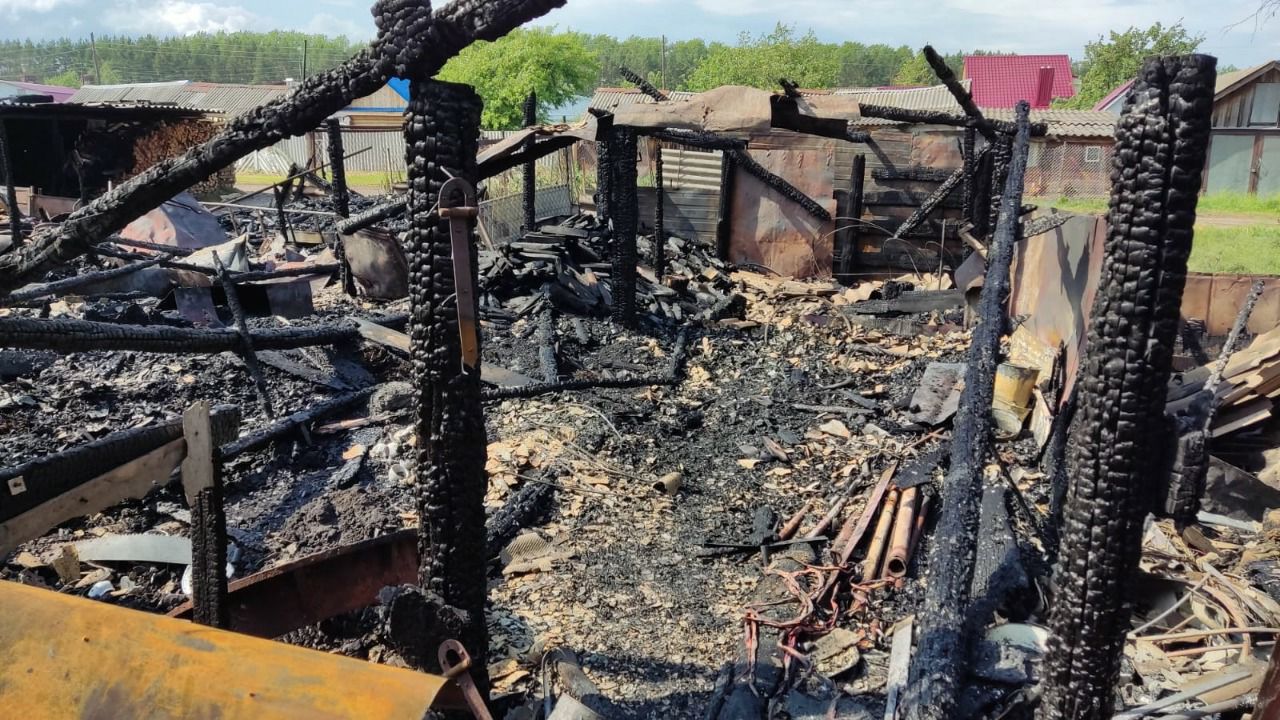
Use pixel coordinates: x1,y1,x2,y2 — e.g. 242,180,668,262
102,0,259,35
0,0,81,15
305,12,374,40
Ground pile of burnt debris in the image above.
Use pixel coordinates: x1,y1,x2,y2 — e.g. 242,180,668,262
0,4,1278,719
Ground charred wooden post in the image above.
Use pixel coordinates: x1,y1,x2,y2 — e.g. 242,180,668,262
0,317,359,354
0,118,19,245
987,134,1013,239
728,148,830,222
841,153,866,277
326,118,356,295
610,126,639,326
337,195,409,235
326,119,351,219
1040,55,1216,720
961,127,976,222
716,151,736,261
654,144,666,277
404,78,490,675
779,77,802,98
0,0,567,295
182,402,229,629
595,136,613,225
522,90,538,233
1,255,166,306
620,67,668,101
537,290,558,384
212,251,274,418
904,101,1032,720
221,387,374,459
646,128,745,152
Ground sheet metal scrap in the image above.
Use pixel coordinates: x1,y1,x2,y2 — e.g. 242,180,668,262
0,580,463,719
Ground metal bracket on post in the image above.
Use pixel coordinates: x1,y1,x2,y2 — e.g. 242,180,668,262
439,177,480,373
438,639,494,720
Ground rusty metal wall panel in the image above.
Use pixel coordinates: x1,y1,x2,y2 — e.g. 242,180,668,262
727,137,837,278
1008,213,1106,403
1182,273,1280,337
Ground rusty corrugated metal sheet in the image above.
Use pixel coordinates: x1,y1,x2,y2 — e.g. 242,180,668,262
1181,273,1280,337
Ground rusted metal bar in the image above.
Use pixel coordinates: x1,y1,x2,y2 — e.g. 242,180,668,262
861,488,900,583
169,530,419,638
904,101,1032,720
885,486,919,578
1041,55,1218,720
0,580,458,719
0,0,568,295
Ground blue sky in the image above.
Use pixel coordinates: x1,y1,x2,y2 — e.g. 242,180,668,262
1,0,1277,68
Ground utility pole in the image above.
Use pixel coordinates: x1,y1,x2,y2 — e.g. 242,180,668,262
90,33,102,85
660,35,667,92
301,39,308,79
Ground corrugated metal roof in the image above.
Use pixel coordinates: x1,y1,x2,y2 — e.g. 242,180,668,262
962,55,1076,108
588,84,1114,139
69,81,289,117
1215,60,1280,97
0,80,77,102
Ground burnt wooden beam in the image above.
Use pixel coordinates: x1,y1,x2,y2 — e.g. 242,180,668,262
729,148,830,222
1040,56,1217,720
716,151,736,260
923,45,997,142
479,135,578,180
221,388,375,459
644,128,745,152
903,101,1032,720
890,165,967,241
337,195,409,235
858,104,1048,137
771,96,871,143
610,126,640,325
212,251,274,418
654,144,666,277
0,118,20,244
1,255,166,306
0,317,359,354
620,67,668,101
779,78,802,98
841,153,866,276
872,166,957,183
0,0,568,295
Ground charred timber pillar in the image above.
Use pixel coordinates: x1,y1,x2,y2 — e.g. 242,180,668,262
903,101,1032,720
654,144,666,278
986,134,1013,239
326,118,355,295
961,127,976,225
0,119,20,245
610,127,639,326
404,79,489,672
522,91,537,233
715,150,736,261
595,136,612,225
1040,55,1216,720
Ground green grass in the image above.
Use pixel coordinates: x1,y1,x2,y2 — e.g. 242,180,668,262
1188,224,1280,275
1030,192,1280,219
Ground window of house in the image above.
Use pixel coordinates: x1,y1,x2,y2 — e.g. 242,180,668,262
1250,83,1280,126
1083,146,1104,164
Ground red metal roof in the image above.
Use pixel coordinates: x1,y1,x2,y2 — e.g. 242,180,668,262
963,55,1076,108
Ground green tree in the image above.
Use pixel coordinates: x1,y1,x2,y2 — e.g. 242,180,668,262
438,28,597,129
46,68,83,88
892,51,934,85
1060,22,1203,108
685,24,840,91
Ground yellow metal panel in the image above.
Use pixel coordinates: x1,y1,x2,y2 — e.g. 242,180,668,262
0,580,446,720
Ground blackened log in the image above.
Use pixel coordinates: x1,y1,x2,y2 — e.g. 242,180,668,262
610,127,639,325
522,91,538,233
1040,55,1216,720
961,127,976,221
891,165,966,241
485,479,554,558
873,166,957,183
536,294,558,383
325,119,351,219
967,475,1030,632
0,317,359,354
987,135,1013,240
1,255,166,305
654,144,665,277
1042,392,1077,564
620,67,668,101
904,101,1032,720
729,148,830,222
858,104,1047,137
337,196,408,235
0,405,240,523
841,153,866,276
404,79,490,675
595,134,612,224
646,129,745,152
485,329,687,401
107,236,196,256
212,251,274,418
770,96,871,143
478,135,578,179
220,388,375,459
923,46,997,142
0,0,568,294
716,152,736,260
779,77,801,98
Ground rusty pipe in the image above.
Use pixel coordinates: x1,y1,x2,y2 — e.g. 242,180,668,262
884,487,920,579
861,489,900,584
804,495,850,539
778,500,814,541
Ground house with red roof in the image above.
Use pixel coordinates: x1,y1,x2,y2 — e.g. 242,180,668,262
963,55,1076,109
